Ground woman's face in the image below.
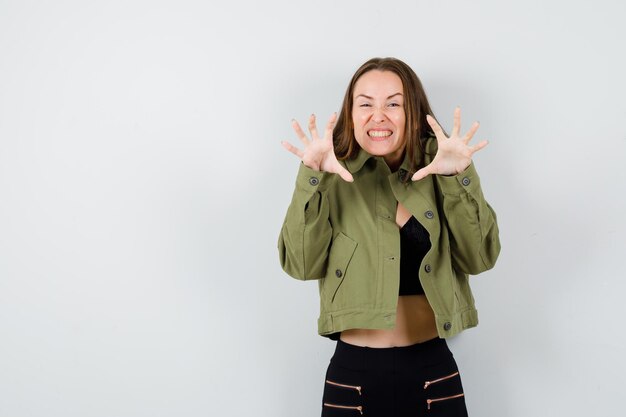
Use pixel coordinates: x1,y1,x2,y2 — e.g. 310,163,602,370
352,70,406,169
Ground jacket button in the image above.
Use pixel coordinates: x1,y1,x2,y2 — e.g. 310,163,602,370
335,269,343,278
461,177,470,186
424,264,432,273
398,169,408,181
309,177,320,186
443,322,452,331
425,210,434,219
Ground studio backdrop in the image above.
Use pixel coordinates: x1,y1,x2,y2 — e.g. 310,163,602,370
1,0,625,416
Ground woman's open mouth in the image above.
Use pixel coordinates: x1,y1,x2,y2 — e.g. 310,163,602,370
368,130,393,141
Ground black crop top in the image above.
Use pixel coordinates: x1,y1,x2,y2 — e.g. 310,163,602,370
398,216,431,295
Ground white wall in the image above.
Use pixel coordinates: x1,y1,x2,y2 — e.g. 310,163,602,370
1,0,625,416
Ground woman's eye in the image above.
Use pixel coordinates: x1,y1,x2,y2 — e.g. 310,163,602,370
388,103,400,107
359,103,371,107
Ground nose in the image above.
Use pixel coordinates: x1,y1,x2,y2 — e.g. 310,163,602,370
372,106,387,123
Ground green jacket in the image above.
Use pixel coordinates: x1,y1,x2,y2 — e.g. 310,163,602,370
278,138,501,338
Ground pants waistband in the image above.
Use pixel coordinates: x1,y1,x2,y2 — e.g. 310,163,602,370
331,337,452,372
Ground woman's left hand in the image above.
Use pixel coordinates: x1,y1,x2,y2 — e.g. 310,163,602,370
411,107,488,181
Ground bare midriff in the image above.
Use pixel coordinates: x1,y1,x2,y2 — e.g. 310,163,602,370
340,295,439,347
339,201,439,348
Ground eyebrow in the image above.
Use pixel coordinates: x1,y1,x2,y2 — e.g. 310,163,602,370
355,93,403,100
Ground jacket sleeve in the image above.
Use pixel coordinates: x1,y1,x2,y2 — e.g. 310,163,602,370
435,162,501,275
278,163,338,280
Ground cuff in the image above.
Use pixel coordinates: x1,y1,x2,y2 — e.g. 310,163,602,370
435,162,481,195
295,163,337,193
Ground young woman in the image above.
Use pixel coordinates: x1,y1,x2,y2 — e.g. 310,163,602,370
278,57,501,416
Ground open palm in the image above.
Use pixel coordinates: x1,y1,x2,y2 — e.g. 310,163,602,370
412,108,488,181
281,113,354,182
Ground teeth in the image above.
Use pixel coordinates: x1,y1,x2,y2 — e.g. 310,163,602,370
369,130,392,138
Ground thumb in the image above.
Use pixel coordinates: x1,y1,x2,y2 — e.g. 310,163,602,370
411,166,432,182
337,166,354,183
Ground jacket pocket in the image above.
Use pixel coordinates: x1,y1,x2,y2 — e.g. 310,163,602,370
321,232,358,304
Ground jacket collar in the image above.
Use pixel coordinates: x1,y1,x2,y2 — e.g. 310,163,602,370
344,147,374,174
344,146,413,175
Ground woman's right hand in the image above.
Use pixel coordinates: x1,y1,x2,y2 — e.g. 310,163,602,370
281,113,354,182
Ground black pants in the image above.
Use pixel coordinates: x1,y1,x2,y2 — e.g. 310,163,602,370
321,338,468,416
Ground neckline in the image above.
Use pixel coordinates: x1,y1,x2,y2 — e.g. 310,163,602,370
400,215,416,230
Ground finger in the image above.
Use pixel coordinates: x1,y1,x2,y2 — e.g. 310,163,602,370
463,121,480,144
411,165,434,181
469,139,489,154
291,119,310,145
452,106,461,137
308,114,320,140
337,165,354,183
426,114,447,141
323,112,338,141
281,140,304,159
